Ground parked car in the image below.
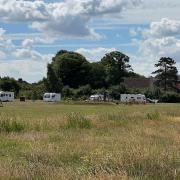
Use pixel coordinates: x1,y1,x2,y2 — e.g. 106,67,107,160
146,98,158,104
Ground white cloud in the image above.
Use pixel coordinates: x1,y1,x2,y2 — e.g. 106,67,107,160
139,37,180,59
0,45,53,82
0,51,6,59
131,56,155,77
0,28,6,36
0,60,48,83
76,47,116,61
139,18,180,62
121,0,180,24
22,39,34,48
0,27,14,48
0,0,48,22
14,48,53,62
0,0,141,38
144,18,180,38
132,18,180,75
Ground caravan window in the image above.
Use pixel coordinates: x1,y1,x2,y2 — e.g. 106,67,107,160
1,94,4,97
137,97,141,100
44,94,50,98
9,94,11,97
52,95,55,98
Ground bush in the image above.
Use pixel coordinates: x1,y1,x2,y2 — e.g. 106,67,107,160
62,86,74,98
109,85,128,100
160,92,180,103
0,116,24,133
66,113,92,129
146,111,161,120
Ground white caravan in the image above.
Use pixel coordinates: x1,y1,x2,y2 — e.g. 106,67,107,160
89,94,104,101
89,94,112,102
121,94,146,103
0,91,14,102
43,93,61,102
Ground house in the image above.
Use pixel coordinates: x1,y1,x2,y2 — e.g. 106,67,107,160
173,83,180,92
123,77,154,89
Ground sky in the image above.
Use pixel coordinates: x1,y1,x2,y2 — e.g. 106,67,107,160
0,0,180,83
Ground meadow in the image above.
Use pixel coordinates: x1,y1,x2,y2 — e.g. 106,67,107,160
0,101,179,179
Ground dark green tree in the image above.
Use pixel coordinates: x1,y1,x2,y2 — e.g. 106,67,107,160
0,77,21,95
45,64,62,93
51,51,91,88
152,57,178,91
108,84,128,100
101,51,132,86
89,62,106,89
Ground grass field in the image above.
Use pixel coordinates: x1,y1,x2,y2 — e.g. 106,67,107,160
0,101,180,179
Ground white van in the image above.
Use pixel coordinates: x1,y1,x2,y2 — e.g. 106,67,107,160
121,94,146,103
0,91,14,102
43,93,61,102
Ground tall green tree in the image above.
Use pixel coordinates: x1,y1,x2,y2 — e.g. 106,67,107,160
50,51,91,88
89,62,106,89
44,64,62,93
152,57,178,91
0,77,21,95
101,51,132,86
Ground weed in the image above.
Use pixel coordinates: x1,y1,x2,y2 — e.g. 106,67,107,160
146,111,161,120
65,113,92,129
0,116,24,133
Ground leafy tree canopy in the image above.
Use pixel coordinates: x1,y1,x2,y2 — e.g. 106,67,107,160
101,51,132,86
51,51,91,88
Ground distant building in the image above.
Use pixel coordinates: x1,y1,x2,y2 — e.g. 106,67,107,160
123,77,154,89
173,83,180,92
175,83,180,90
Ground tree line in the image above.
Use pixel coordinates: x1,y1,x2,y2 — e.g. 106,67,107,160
0,50,179,102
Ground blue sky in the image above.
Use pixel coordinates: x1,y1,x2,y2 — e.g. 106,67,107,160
0,0,180,82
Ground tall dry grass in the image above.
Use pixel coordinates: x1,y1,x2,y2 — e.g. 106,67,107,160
0,102,179,179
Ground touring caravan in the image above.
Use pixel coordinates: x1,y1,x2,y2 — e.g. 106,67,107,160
43,93,61,102
89,94,112,102
89,94,104,101
0,91,14,102
121,94,146,103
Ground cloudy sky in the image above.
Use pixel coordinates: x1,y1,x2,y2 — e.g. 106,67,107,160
0,0,180,82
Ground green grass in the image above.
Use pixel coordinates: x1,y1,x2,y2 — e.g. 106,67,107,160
0,116,25,133
0,101,179,179
66,113,92,129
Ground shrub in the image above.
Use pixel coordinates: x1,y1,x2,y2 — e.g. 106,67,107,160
146,111,161,120
0,116,24,133
160,92,180,103
66,113,92,129
108,85,128,100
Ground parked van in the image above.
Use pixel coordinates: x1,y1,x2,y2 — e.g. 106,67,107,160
121,94,146,103
0,91,14,102
43,93,61,102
